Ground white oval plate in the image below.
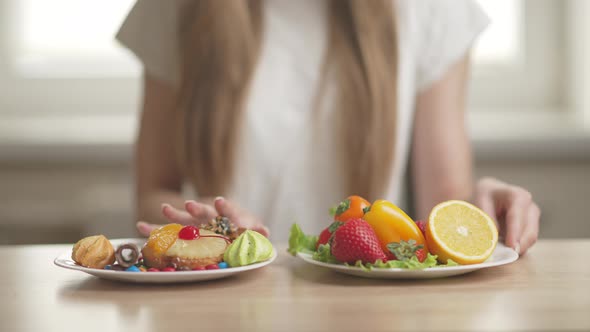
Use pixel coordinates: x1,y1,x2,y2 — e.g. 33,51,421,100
55,238,277,283
296,243,518,279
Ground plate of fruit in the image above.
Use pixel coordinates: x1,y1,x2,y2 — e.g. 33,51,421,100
55,217,276,283
288,196,518,279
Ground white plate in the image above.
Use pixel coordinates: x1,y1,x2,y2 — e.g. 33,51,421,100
55,238,276,284
296,243,518,279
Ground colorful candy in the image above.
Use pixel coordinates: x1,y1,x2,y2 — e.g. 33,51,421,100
104,261,232,272
104,264,125,271
126,265,140,272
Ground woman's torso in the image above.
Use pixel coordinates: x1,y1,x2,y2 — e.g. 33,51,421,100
117,0,488,241
230,0,418,241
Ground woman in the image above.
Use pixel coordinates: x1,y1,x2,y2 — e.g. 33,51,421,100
117,0,540,254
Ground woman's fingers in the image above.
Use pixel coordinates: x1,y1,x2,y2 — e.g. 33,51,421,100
160,198,270,237
214,197,240,221
503,188,533,253
518,203,540,255
136,221,159,237
185,200,217,223
475,189,495,221
214,197,269,235
476,177,540,255
475,180,499,231
161,203,194,224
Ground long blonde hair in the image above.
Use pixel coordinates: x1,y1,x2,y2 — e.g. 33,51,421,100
176,0,397,200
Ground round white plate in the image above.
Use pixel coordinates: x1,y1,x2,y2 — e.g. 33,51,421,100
296,243,518,279
55,238,277,283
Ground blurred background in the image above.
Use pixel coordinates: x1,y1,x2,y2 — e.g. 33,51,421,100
0,0,589,244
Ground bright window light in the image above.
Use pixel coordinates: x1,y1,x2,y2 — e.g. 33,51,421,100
12,0,138,77
473,0,523,65
12,0,523,76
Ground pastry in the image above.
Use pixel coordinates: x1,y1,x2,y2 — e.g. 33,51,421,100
72,235,116,269
142,224,230,270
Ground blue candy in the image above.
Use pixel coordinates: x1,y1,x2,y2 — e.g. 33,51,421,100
217,262,228,269
126,265,141,272
104,265,112,270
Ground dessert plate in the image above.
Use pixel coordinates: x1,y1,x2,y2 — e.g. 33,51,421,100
296,243,518,279
54,238,276,284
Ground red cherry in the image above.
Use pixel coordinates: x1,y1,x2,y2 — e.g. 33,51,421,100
178,225,200,240
205,264,219,270
162,267,176,272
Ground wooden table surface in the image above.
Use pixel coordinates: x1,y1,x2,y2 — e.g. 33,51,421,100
1,240,589,332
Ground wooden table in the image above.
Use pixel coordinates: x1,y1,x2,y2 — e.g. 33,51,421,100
1,240,589,332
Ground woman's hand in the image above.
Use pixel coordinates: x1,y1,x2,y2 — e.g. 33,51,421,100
136,197,269,237
474,177,540,255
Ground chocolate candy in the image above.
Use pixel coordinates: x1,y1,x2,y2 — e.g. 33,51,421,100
115,243,140,268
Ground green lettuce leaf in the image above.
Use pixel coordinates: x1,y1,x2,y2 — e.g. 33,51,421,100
344,254,459,271
444,259,459,267
287,223,318,256
312,244,339,264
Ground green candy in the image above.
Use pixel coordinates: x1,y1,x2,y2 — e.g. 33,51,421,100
224,230,273,267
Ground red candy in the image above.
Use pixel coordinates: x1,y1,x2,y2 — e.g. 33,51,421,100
162,267,176,272
205,264,219,270
147,268,160,272
178,226,200,240
192,266,206,271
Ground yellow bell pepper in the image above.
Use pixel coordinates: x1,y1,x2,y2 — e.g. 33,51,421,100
363,200,428,255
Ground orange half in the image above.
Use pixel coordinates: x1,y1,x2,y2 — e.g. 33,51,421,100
144,223,183,256
426,200,498,265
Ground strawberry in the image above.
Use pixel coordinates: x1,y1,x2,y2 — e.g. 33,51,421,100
316,227,331,249
415,220,427,236
387,239,426,263
330,218,387,264
316,221,344,249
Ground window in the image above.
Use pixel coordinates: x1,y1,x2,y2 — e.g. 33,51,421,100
469,0,566,112
10,0,137,78
0,0,139,117
0,1,579,120
473,0,523,66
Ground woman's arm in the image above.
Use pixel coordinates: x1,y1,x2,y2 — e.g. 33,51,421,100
411,55,539,254
412,56,473,220
135,73,186,224
135,74,221,226
134,73,269,237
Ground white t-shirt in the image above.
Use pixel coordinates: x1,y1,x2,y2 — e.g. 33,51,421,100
117,0,489,242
